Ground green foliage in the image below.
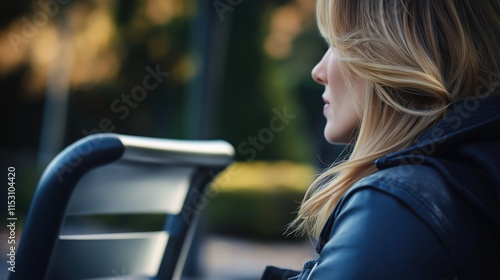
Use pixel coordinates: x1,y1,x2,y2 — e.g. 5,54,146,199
205,188,305,241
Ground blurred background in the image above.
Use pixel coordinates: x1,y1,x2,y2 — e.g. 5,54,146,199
0,0,346,279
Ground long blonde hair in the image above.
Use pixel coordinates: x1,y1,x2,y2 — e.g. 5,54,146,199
292,0,500,238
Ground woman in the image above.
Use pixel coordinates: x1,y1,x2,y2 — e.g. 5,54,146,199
262,0,500,279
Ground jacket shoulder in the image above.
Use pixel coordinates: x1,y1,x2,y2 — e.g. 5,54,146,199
331,165,476,278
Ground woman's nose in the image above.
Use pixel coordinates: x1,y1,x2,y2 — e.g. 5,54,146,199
312,63,326,85
312,52,328,85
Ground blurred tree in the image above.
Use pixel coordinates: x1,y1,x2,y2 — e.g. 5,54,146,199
0,0,332,164
0,0,345,243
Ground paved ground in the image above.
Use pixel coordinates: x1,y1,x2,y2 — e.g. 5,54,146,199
199,236,315,280
0,234,316,280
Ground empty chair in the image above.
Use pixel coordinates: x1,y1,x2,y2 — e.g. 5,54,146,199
11,133,234,280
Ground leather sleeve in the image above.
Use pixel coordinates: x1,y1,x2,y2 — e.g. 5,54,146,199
308,188,458,280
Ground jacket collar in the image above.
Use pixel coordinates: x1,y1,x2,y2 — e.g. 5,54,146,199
375,95,500,169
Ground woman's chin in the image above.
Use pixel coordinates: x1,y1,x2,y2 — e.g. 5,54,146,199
324,128,342,144
324,126,354,145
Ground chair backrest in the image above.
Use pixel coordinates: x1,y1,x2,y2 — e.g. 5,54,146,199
11,133,234,280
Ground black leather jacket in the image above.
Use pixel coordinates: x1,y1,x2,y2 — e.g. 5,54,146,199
262,95,500,280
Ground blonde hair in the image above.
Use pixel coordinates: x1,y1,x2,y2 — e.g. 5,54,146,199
292,0,500,238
